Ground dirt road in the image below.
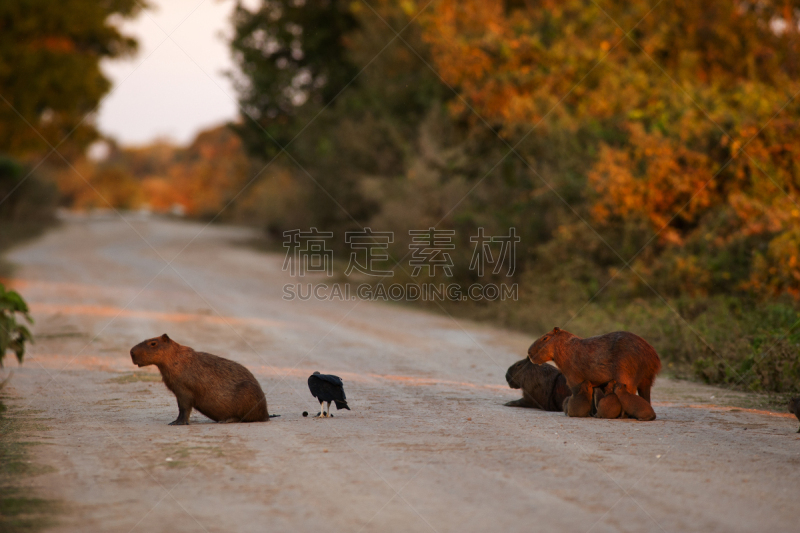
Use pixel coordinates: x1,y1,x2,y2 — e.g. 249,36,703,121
2,213,798,533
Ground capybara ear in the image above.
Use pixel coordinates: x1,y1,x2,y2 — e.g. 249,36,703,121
553,327,560,332
160,333,171,342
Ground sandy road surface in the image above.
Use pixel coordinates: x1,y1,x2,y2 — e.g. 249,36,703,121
2,213,798,533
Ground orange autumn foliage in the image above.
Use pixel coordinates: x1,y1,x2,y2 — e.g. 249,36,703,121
57,125,252,217
419,0,800,297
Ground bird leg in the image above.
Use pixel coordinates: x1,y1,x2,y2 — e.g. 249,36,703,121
317,401,325,418
326,401,332,418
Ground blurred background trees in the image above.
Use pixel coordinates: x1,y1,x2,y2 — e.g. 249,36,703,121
1,0,798,392
0,0,143,256
0,0,143,159
224,0,800,392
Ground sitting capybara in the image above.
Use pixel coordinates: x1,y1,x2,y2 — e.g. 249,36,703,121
612,383,656,421
789,397,800,433
130,334,269,425
593,381,624,419
504,358,571,411
562,381,593,417
528,327,661,416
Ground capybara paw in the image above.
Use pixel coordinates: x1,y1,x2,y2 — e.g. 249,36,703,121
504,399,526,407
168,419,189,426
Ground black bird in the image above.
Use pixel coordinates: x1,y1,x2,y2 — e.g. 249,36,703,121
308,371,350,418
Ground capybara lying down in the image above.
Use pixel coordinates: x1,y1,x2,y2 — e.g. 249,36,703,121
789,397,800,433
504,358,570,411
528,327,661,420
130,334,269,425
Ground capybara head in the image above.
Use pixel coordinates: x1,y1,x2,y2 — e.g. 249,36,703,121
528,327,564,364
130,334,174,367
505,359,529,389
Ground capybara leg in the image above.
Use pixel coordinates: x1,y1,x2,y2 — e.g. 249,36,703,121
617,388,656,421
637,383,652,403
593,388,606,411
169,405,192,426
562,397,570,415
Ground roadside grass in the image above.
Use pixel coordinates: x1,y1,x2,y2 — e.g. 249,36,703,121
0,393,60,532
242,236,800,404
439,284,800,406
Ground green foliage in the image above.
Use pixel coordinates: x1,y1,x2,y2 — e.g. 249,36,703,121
230,0,450,241
229,1,800,394
230,0,360,154
0,404,59,532
0,0,143,158
0,283,33,367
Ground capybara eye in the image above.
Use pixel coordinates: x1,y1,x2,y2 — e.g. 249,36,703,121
150,341,156,347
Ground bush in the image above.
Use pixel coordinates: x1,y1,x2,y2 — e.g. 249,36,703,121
0,283,32,368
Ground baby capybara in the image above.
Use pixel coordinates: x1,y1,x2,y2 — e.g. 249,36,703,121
593,382,624,419
789,397,800,433
612,383,655,421
504,358,571,411
528,327,661,410
130,334,269,425
562,382,593,417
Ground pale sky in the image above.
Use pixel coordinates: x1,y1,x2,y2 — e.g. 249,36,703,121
96,0,258,147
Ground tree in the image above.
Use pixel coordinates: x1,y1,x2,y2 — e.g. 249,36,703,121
420,0,800,297
229,0,359,155
229,0,447,239
0,0,143,160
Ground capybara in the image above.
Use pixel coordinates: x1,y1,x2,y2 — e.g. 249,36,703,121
789,397,800,433
528,327,661,404
562,382,593,417
129,334,269,425
504,358,571,411
612,383,656,421
593,382,624,419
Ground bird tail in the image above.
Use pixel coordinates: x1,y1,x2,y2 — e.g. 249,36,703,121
334,400,350,410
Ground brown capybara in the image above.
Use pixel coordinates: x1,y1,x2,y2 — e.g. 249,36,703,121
129,334,269,425
562,381,593,417
789,397,800,433
528,327,661,405
593,381,624,419
504,358,571,411
612,383,656,421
